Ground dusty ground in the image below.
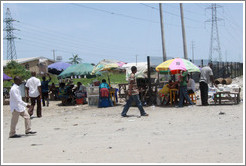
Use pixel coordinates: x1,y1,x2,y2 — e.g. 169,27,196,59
1,76,244,164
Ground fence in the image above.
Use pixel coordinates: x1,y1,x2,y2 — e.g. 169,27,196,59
210,61,243,79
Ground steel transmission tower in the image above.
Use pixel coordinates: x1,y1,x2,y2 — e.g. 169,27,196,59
206,4,223,62
4,8,19,61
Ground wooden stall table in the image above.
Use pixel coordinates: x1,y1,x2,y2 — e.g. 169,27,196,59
169,88,178,106
109,88,116,106
213,88,241,105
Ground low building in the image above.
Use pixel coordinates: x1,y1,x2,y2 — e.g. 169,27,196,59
3,57,55,75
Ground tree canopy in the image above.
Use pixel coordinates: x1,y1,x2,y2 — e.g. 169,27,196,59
4,60,31,81
69,54,82,64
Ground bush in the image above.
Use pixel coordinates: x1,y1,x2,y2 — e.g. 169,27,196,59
3,60,31,82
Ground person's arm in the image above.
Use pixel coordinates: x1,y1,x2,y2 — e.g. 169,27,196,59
210,75,214,87
11,88,29,107
47,73,51,82
37,79,42,98
209,68,214,87
26,87,29,98
38,86,42,99
128,81,133,96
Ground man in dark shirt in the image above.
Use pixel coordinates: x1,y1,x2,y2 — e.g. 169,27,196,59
41,73,51,107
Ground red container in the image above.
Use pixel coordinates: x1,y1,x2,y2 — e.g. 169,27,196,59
93,81,100,86
76,98,84,105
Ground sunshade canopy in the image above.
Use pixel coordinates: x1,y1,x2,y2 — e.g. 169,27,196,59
156,58,200,74
3,73,12,81
92,59,126,75
58,63,94,79
48,62,71,75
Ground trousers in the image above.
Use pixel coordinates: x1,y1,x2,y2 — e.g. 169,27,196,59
121,94,146,116
199,82,209,105
9,109,31,137
29,96,42,117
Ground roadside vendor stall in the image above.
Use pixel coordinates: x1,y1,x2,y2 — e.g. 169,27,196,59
156,58,201,106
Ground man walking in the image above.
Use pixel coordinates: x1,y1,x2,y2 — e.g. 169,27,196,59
26,71,42,117
121,66,148,117
9,76,37,138
199,63,214,106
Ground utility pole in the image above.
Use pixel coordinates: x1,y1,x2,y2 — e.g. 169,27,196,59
191,41,195,63
4,8,20,61
180,3,188,60
159,3,167,62
205,3,223,63
53,50,56,62
225,50,227,62
135,54,138,66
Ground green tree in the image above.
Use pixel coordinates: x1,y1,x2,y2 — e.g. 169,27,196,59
69,54,82,64
4,60,31,81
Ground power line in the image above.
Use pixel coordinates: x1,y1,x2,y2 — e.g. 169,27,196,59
70,3,159,24
140,3,201,23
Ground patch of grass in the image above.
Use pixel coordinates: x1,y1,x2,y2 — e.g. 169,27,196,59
3,72,127,88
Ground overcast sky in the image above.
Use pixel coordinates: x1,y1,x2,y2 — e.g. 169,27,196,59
2,2,244,64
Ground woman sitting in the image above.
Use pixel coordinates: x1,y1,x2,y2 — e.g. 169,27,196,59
158,80,177,105
50,83,58,100
74,82,87,104
187,74,196,94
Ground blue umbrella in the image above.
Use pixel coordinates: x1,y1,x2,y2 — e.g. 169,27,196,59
48,62,71,75
3,73,12,81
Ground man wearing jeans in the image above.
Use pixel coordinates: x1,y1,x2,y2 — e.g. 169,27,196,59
26,72,42,117
9,76,37,138
121,66,148,117
177,70,194,107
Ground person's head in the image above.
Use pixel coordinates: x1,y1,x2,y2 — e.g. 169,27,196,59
77,82,82,87
131,66,137,73
208,62,213,68
42,76,46,81
14,76,22,86
102,79,106,83
31,71,36,77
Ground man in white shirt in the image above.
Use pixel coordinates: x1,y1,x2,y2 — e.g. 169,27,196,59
9,76,37,138
26,72,42,117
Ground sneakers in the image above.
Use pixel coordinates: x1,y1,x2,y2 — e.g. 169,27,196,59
188,104,194,108
141,113,149,116
9,134,21,138
121,114,130,117
122,113,149,117
26,131,37,135
175,105,183,108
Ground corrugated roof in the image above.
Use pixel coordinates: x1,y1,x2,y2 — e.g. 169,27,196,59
3,56,55,67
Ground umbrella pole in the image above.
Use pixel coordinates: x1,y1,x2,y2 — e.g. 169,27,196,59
107,73,110,85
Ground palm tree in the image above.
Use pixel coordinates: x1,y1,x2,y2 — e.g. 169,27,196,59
69,54,82,64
